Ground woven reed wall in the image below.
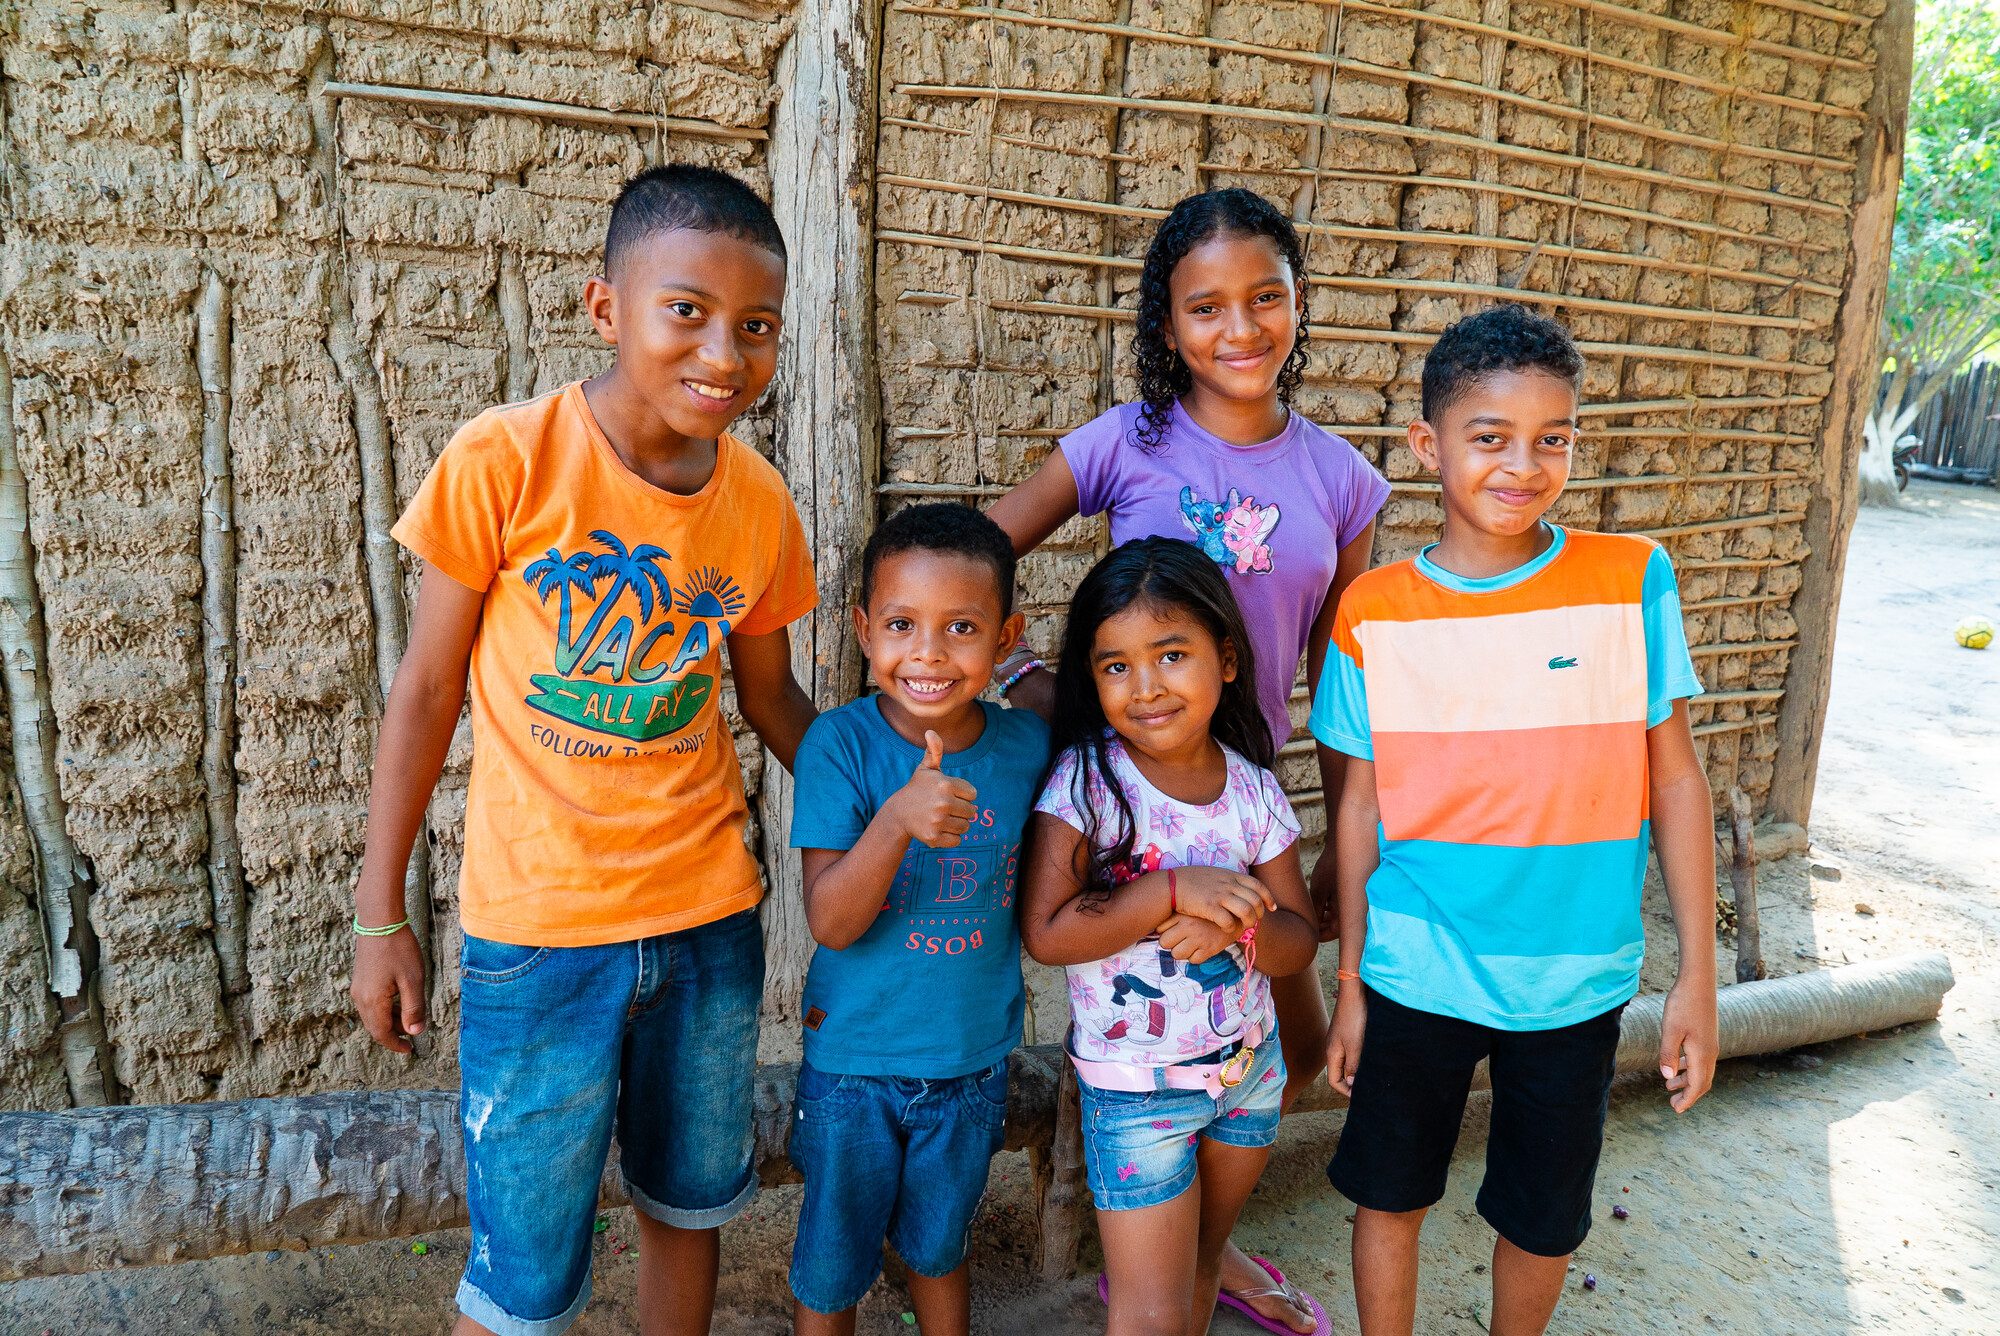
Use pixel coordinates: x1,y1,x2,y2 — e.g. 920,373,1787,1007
873,0,1885,864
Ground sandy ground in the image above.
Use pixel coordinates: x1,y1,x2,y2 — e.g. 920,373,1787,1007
4,480,1996,1335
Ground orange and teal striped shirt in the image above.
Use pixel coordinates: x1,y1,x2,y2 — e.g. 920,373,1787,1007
1309,525,1702,1029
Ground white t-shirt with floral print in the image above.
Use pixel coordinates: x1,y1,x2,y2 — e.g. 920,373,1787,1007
1035,738,1301,1068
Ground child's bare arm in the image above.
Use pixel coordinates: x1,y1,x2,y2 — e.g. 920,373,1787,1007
1245,843,1319,978
1304,524,1375,939
801,840,899,951
984,452,1082,719
1326,757,1382,1094
986,449,1082,557
726,626,817,772
1018,814,1273,966
1648,699,1719,1113
802,732,977,949
351,565,483,1054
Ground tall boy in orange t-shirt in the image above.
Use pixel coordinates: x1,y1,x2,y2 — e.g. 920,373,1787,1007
351,165,819,1336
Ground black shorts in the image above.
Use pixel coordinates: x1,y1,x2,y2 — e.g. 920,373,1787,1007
1327,985,1625,1258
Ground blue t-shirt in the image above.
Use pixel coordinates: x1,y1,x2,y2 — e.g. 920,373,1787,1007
791,697,1050,1077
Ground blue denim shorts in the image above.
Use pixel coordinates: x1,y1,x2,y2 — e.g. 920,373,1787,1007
1078,1038,1286,1212
787,1058,1009,1314
454,908,765,1336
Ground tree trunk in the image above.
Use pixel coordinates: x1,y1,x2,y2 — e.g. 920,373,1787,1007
0,954,1954,1281
1857,409,1905,508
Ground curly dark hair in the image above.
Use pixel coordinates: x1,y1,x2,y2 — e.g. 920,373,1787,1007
1420,303,1584,423
1052,537,1272,899
861,502,1017,616
1132,188,1310,454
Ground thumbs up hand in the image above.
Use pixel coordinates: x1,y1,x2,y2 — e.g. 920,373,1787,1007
889,729,980,848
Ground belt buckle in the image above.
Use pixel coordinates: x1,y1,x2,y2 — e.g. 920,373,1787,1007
1217,1043,1255,1089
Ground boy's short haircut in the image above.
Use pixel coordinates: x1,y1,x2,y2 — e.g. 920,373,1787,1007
861,502,1017,617
603,164,787,277
1421,302,1584,423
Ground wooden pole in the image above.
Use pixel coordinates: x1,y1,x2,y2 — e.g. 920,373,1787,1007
0,353,113,1108
1768,0,1916,831
759,0,883,1034
1033,1063,1088,1279
1729,788,1766,984
195,272,247,1000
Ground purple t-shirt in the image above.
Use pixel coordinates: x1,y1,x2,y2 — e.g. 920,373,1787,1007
1062,401,1391,750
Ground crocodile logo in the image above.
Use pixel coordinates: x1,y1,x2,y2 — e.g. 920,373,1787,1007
1547,655,1579,670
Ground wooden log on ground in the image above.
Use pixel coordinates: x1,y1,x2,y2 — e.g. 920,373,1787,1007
0,955,1953,1281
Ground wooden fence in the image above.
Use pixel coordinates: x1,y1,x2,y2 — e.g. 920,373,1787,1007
1882,361,2000,475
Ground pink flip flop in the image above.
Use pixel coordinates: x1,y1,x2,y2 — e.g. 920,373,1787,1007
1217,1257,1329,1335
1097,1258,1328,1334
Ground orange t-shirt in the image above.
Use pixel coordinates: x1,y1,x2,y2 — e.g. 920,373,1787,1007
392,383,817,946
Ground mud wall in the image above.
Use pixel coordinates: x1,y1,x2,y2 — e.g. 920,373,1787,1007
0,0,1898,1110
0,0,795,1108
874,0,1886,879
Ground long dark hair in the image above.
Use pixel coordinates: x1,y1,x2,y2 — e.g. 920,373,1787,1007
1133,188,1310,454
1052,538,1273,898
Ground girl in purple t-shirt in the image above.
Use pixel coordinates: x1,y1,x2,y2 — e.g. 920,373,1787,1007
990,188,1387,1334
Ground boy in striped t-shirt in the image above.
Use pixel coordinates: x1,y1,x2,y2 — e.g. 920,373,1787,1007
1311,305,1719,1335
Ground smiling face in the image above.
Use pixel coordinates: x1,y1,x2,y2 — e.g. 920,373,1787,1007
1164,231,1304,412
583,227,786,443
1089,599,1237,765
1409,368,1578,541
854,549,1023,742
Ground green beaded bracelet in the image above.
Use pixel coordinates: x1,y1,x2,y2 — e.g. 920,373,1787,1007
352,915,410,937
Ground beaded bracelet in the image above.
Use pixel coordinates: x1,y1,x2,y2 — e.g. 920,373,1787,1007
997,656,1046,697
352,916,410,937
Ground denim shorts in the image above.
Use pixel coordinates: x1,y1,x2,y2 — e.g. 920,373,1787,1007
454,908,765,1336
1078,1037,1286,1212
787,1058,1009,1314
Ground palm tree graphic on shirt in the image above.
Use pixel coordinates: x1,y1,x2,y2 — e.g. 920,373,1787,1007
524,548,595,638
520,531,745,743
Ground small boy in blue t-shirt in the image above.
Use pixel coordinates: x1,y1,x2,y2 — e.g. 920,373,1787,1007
787,502,1049,1334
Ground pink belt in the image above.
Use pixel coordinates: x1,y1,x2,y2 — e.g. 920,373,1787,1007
1068,1019,1268,1098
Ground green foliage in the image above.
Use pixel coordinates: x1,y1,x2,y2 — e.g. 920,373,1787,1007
1889,1,2000,347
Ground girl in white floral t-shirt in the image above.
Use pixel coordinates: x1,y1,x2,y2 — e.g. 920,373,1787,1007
1021,537,1318,1334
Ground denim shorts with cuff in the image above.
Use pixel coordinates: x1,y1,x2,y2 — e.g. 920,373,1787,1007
1078,1036,1286,1213
787,1057,1009,1314
454,907,765,1336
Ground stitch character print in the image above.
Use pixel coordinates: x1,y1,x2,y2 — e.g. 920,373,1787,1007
1178,486,1281,575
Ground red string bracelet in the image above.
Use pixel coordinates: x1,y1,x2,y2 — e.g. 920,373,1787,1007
1167,866,1178,916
